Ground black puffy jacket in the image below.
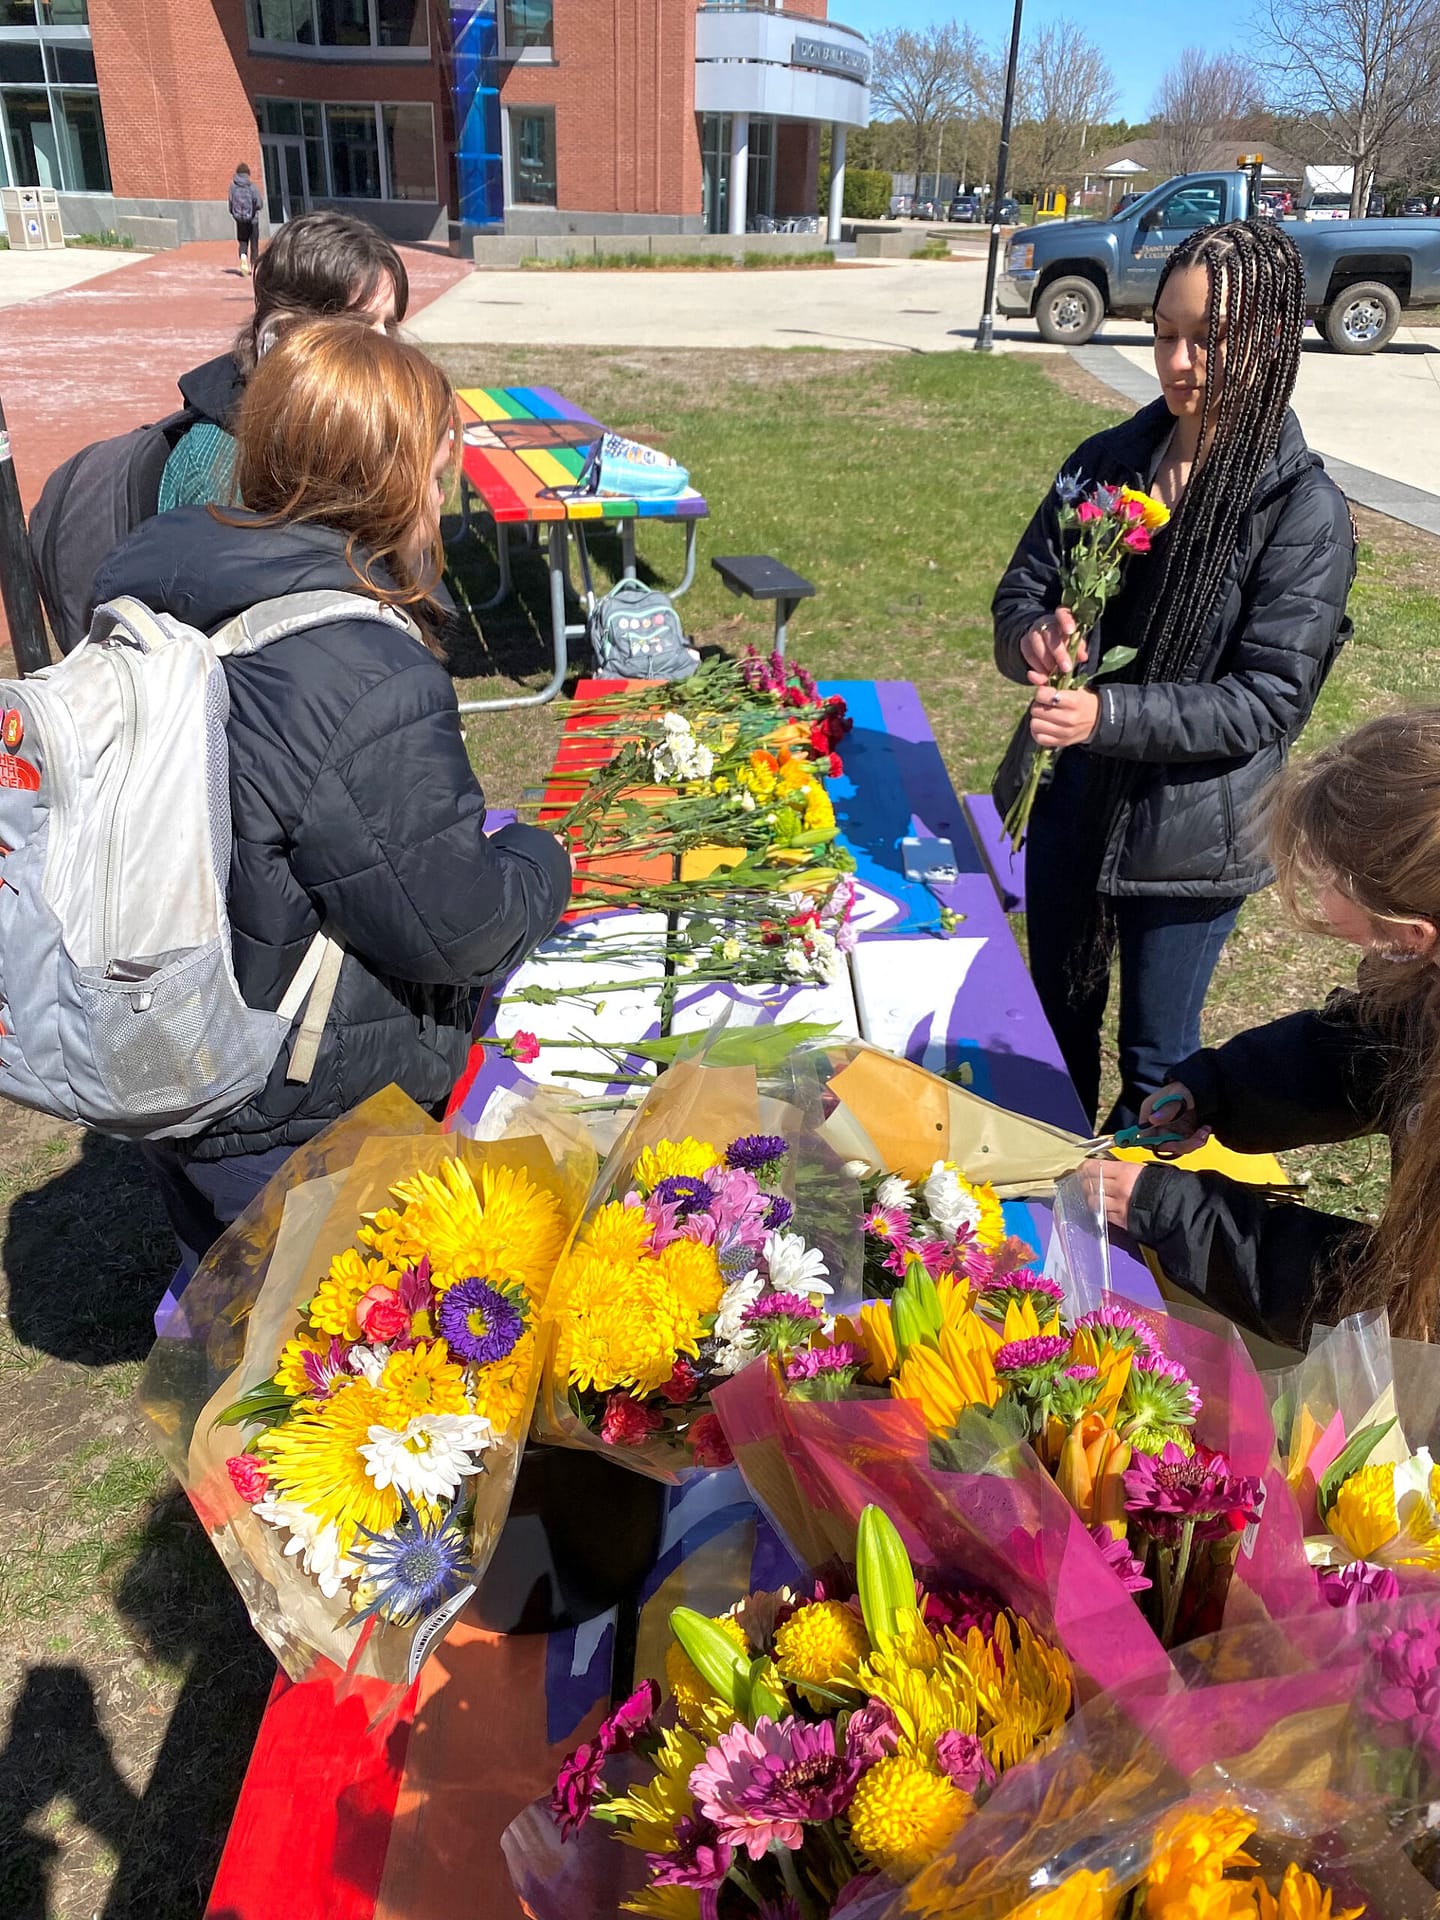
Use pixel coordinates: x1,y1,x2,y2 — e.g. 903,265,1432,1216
92,508,571,1160
993,400,1356,897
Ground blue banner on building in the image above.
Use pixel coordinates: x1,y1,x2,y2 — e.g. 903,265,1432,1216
450,0,504,228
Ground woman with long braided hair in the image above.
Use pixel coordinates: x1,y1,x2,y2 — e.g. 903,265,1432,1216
993,218,1356,1129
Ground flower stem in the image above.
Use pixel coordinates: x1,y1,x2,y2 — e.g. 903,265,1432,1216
1160,1518,1196,1648
776,1843,824,1920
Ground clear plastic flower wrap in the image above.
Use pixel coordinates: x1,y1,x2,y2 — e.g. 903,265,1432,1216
137,1082,595,1704
531,1042,866,1482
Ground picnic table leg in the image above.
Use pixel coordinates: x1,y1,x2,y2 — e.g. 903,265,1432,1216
620,519,637,580
472,517,514,613
668,519,699,599
455,524,572,713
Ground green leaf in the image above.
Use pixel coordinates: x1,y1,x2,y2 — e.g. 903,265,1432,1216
1318,1417,1398,1518
620,1021,839,1069
212,1376,295,1432
1091,646,1139,680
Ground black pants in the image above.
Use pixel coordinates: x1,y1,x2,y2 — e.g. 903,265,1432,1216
234,217,258,266
1025,754,1242,1131
139,1138,295,1281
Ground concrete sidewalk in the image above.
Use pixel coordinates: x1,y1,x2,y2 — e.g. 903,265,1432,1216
0,238,468,511
0,245,139,311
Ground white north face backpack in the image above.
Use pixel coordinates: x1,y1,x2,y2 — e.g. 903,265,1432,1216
0,590,419,1140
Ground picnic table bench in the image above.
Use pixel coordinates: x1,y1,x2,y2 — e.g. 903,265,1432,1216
455,386,708,715
202,679,1156,1920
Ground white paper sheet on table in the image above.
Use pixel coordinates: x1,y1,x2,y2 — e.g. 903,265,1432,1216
488,910,668,1093
849,936,988,1071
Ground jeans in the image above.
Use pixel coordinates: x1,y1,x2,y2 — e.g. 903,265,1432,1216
139,1139,296,1283
1025,765,1242,1130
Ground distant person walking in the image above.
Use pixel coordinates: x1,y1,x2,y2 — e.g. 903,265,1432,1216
229,162,263,275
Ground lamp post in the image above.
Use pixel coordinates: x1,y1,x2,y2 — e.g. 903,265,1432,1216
974,0,1024,353
0,386,49,675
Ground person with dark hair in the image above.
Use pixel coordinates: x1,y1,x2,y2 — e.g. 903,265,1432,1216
992,219,1356,1130
157,209,410,513
228,161,263,276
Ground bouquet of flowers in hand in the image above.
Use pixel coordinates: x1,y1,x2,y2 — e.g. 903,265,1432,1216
1001,476,1170,851
139,1085,593,1696
512,1506,1072,1919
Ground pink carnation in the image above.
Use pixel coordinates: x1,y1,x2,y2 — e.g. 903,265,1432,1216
226,1454,269,1503
688,1413,735,1468
599,1393,665,1447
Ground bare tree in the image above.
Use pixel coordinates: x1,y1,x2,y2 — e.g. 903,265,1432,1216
1258,0,1440,215
870,23,982,193
1004,23,1118,192
1151,49,1263,176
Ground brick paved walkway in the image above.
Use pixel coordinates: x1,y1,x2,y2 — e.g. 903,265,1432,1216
0,238,469,668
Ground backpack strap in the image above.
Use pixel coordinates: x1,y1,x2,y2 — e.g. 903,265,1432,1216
84,595,179,655
275,928,346,1086
211,591,424,657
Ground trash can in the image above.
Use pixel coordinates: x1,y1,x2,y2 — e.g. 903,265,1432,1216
1,186,64,250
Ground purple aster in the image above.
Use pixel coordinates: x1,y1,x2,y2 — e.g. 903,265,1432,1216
934,1729,997,1794
1073,1303,1158,1356
764,1194,794,1232
1089,1523,1152,1593
648,1813,733,1891
435,1276,526,1367
1066,1364,1099,1381
652,1173,716,1216
741,1292,823,1326
726,1133,790,1178
844,1701,899,1768
1121,1353,1202,1432
993,1334,1071,1374
689,1715,862,1859
300,1334,353,1399
784,1342,864,1382
973,1271,1066,1313
1367,1611,1440,1761
1319,1561,1402,1611
1123,1441,1264,1545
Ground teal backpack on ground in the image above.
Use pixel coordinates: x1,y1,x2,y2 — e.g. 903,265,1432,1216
588,579,697,681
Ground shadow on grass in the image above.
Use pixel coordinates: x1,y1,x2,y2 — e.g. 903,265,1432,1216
3,1132,172,1367
0,1488,274,1920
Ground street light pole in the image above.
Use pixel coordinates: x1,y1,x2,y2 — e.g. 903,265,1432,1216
974,0,1025,353
0,385,50,675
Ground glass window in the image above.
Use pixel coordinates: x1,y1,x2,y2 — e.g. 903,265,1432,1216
45,0,88,20
382,103,434,199
326,104,381,197
48,45,97,85
301,99,326,198
5,90,61,188
259,97,301,136
502,0,552,51
510,107,554,205
0,43,45,83
376,0,425,45
0,0,39,21
250,0,316,40
1152,182,1226,231
316,0,370,44
56,88,108,190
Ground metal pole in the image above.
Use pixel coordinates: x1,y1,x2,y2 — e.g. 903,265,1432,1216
0,386,50,674
974,0,1025,354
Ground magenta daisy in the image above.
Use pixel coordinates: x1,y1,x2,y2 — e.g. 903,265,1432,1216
1089,1524,1151,1593
973,1271,1065,1314
1073,1303,1157,1355
647,1814,733,1890
689,1715,862,1859
1120,1352,1201,1433
1319,1561,1400,1610
300,1335,353,1398
783,1342,866,1399
1123,1441,1263,1544
993,1334,1071,1374
863,1206,910,1246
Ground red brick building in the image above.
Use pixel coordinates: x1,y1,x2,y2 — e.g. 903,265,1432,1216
0,1,869,246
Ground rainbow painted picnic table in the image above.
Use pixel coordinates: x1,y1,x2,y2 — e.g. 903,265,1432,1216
453,386,709,714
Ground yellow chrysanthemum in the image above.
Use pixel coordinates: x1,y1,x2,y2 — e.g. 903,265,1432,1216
1249,1865,1364,1920
583,1201,657,1262
848,1753,970,1879
549,1249,705,1396
1007,1871,1116,1920
803,783,837,836
630,1138,722,1196
1120,486,1171,531
258,1378,400,1548
656,1237,724,1316
970,1613,1072,1773
1142,1804,1258,1918
375,1341,470,1428
309,1248,395,1341
664,1614,751,1728
624,1889,701,1920
275,1330,329,1398
466,1324,539,1435
773,1599,871,1700
364,1158,565,1299
599,1722,704,1854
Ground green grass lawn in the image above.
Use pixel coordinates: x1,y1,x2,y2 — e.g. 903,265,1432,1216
3,342,1439,1917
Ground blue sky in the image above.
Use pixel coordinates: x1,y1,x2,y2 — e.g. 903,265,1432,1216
837,0,1257,124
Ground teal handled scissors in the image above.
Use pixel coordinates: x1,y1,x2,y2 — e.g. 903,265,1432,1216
1084,1092,1191,1156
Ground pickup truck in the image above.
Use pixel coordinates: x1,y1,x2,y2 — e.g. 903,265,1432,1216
998,167,1440,353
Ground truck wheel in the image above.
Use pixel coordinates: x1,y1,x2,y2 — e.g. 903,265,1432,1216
1322,281,1402,353
1035,276,1105,345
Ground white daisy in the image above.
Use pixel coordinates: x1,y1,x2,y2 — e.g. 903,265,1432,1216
763,1230,832,1296
876,1174,913,1212
359,1412,493,1504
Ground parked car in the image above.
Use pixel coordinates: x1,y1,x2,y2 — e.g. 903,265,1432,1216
999,165,1440,352
947,194,980,223
1257,188,1293,218
914,199,939,222
888,194,914,218
983,196,1021,224
1402,196,1432,217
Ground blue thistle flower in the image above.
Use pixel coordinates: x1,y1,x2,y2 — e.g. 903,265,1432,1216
1054,469,1084,505
350,1490,477,1627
